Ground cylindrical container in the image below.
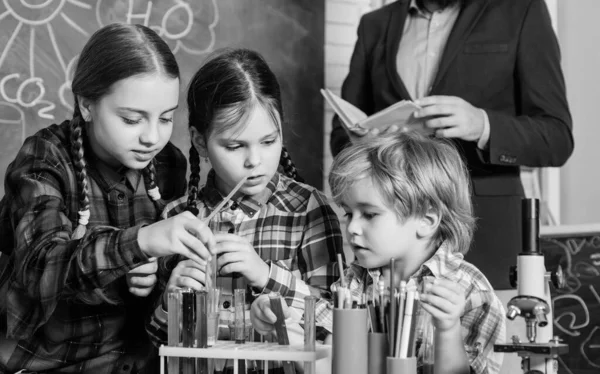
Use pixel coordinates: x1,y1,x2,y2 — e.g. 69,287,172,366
304,296,317,374
234,288,246,344
332,308,368,374
517,255,546,298
386,357,417,374
368,332,388,374
167,290,181,374
181,289,195,374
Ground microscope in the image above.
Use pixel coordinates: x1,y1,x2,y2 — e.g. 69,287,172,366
494,198,568,374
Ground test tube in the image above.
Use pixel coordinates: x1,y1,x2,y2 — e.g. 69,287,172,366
195,290,208,374
181,289,195,374
234,288,246,344
167,290,181,374
304,296,317,374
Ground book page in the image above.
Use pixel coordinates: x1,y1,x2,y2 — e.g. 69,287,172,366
321,89,367,131
360,100,433,135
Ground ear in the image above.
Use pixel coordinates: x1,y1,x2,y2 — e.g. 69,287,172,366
189,127,208,158
416,208,441,239
77,96,93,122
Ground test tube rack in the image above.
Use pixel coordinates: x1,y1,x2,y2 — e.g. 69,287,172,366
158,341,331,374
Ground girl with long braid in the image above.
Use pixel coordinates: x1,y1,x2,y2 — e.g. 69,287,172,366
147,49,344,359
0,24,215,373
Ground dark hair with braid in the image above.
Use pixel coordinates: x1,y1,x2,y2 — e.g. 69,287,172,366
186,48,302,213
69,23,179,304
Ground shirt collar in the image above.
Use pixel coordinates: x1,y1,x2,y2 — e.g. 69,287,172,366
409,0,461,16
201,169,279,218
85,149,141,192
412,241,463,280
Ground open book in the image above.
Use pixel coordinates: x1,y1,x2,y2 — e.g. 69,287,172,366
321,88,433,136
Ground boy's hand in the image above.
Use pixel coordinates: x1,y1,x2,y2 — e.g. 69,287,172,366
214,233,270,289
162,258,207,308
126,257,158,297
419,277,466,333
138,211,216,264
250,294,291,336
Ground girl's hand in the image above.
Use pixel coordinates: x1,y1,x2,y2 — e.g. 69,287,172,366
126,257,158,297
138,211,216,264
214,233,269,289
419,277,466,333
162,258,207,308
250,294,291,336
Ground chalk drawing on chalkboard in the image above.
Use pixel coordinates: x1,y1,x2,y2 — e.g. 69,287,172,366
581,325,600,368
0,0,220,123
0,102,25,143
553,294,590,337
95,0,219,55
0,0,95,120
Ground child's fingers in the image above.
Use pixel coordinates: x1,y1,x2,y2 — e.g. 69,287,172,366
128,273,157,288
258,297,278,323
419,292,455,315
251,296,278,335
214,240,248,255
214,233,246,243
129,286,155,297
168,275,205,291
179,229,212,264
423,279,464,305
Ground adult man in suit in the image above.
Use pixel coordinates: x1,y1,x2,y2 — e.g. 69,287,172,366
330,0,573,289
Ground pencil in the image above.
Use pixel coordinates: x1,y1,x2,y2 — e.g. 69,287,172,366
393,281,407,357
389,258,396,356
337,253,346,288
398,287,416,358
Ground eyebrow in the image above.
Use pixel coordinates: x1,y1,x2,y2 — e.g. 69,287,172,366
118,105,178,116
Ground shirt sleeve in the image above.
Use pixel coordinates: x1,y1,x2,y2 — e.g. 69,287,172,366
261,191,344,316
3,136,149,339
461,289,507,374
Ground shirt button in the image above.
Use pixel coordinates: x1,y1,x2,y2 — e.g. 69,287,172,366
117,193,125,201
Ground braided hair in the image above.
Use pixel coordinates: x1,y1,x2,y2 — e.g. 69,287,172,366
67,23,179,304
185,48,304,214
69,23,179,241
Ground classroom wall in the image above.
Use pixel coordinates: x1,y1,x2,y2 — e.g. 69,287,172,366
557,0,600,225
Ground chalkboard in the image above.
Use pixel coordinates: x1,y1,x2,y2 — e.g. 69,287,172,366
0,0,325,194
541,224,600,374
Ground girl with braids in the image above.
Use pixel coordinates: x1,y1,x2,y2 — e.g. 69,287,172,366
0,24,216,373
146,48,345,357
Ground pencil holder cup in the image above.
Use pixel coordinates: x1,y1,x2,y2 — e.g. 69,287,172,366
386,356,417,374
368,332,388,374
332,308,368,374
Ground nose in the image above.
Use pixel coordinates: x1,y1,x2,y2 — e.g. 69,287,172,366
346,215,361,236
244,146,261,169
139,121,159,146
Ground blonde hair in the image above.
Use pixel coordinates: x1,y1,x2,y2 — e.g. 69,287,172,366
328,131,475,254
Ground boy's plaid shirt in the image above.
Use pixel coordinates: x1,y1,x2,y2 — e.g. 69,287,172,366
0,121,187,373
146,170,345,345
315,243,507,374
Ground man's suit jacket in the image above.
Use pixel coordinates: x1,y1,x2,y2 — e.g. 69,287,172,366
330,0,574,289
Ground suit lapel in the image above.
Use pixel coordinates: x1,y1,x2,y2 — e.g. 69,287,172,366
431,0,490,92
385,0,412,100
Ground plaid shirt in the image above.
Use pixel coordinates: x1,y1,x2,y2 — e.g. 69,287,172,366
315,243,506,374
0,121,187,374
147,170,344,345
